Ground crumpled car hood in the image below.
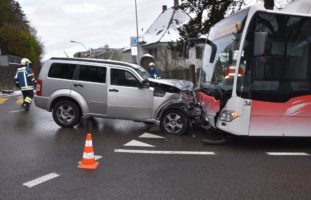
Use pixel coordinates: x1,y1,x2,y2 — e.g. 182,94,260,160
148,78,193,91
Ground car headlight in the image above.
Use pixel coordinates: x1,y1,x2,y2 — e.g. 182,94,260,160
219,110,239,122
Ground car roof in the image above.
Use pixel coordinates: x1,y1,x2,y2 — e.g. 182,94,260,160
49,57,140,70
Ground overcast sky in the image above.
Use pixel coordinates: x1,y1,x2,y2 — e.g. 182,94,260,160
17,0,175,60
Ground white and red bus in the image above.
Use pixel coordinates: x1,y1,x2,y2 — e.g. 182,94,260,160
196,2,311,142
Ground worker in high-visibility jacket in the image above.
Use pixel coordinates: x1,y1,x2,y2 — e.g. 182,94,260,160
224,65,244,80
14,58,36,110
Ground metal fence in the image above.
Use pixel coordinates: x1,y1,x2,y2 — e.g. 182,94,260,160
158,67,200,88
159,68,190,80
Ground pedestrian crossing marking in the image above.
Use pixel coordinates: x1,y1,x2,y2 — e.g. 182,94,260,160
0,97,8,104
0,96,24,105
123,140,155,147
139,133,165,139
16,97,23,104
23,172,60,188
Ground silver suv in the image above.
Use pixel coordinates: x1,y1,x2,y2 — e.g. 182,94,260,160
34,58,195,135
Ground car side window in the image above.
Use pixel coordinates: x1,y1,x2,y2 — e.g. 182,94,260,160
48,63,76,79
78,65,106,83
110,68,140,87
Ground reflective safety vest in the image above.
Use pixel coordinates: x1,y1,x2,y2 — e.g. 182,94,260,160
14,66,35,91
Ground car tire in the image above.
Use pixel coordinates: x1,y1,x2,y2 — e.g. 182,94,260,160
160,109,189,135
52,100,81,128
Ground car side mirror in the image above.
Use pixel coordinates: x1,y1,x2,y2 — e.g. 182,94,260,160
139,79,149,89
254,32,268,56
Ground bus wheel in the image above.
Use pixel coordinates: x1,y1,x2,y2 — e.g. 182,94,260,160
202,129,232,145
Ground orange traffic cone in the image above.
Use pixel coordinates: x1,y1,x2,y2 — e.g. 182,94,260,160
78,133,99,170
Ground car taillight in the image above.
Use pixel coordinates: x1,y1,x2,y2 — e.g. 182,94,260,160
36,80,42,96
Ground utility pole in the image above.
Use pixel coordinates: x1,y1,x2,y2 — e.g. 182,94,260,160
135,0,140,64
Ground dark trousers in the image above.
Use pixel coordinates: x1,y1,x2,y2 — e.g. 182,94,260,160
22,90,34,106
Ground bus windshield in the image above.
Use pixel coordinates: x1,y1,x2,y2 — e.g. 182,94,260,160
237,12,311,102
201,9,248,94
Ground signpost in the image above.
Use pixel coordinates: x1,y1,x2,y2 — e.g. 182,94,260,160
130,36,138,63
130,36,137,47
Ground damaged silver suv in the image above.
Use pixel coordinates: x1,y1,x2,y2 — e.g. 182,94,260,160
34,58,195,135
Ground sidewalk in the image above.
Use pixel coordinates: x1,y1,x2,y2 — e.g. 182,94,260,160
0,90,22,97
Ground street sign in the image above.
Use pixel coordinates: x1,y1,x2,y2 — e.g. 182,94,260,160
131,47,138,56
130,36,137,47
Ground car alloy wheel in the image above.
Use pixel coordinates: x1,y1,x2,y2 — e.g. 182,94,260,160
52,100,81,128
161,109,188,135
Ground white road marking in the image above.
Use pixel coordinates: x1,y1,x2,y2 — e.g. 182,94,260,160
94,155,103,160
115,149,215,155
123,140,155,147
23,172,60,188
9,109,25,113
9,108,33,113
266,152,310,156
139,133,165,139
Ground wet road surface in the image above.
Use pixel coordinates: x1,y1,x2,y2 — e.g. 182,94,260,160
1,94,311,200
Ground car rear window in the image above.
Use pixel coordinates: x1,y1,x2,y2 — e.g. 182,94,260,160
78,65,106,83
48,63,76,80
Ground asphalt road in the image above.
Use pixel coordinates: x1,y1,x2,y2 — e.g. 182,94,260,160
0,94,311,200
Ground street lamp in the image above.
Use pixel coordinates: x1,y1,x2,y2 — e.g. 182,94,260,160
70,40,89,57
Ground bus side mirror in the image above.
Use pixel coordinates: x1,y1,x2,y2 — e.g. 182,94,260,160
254,32,268,56
206,40,217,63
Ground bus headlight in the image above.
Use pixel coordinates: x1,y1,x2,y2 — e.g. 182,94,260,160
219,110,239,122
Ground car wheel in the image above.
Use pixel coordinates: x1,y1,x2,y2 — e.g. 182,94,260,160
160,109,189,135
52,100,81,128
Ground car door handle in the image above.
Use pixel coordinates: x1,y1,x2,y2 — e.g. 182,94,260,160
74,84,84,87
109,89,119,92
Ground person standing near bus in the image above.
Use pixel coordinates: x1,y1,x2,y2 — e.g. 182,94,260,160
15,58,36,110
148,62,161,79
